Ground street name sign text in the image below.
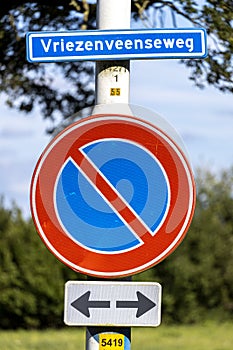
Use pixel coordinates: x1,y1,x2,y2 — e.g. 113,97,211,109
26,28,207,62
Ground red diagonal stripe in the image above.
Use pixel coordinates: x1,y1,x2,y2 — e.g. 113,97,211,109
69,148,153,243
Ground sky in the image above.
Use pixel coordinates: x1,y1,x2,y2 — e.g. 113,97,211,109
0,58,232,218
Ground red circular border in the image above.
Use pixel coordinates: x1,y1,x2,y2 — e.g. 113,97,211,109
30,114,196,278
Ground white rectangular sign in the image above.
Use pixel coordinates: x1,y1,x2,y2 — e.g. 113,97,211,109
64,281,162,327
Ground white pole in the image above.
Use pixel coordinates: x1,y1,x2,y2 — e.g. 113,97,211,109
86,1,132,349
95,0,131,105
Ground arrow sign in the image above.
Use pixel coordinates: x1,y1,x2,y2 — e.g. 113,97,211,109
116,291,156,318
64,281,162,327
71,291,110,317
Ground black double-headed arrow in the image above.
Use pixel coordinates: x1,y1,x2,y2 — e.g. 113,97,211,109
71,291,156,318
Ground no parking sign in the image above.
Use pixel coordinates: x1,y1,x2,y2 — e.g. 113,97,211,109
30,113,195,278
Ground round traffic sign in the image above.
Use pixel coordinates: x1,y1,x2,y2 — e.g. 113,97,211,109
30,114,195,278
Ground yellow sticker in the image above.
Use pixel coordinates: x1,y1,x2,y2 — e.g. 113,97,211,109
110,88,121,96
99,333,124,349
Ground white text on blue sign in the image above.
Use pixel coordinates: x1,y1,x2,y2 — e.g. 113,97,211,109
26,28,207,62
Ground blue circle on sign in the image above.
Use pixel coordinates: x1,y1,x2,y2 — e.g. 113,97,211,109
55,139,170,253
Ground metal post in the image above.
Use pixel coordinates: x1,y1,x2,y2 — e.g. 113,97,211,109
86,1,132,349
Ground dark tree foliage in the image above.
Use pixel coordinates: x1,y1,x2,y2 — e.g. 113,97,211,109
0,0,232,132
0,1,97,133
133,1,233,92
136,167,233,324
0,197,84,329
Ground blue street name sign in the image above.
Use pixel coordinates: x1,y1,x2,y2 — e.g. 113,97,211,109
26,28,207,62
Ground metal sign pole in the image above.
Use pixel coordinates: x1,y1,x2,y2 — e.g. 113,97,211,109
86,1,132,349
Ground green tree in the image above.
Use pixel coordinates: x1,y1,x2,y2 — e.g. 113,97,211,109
0,1,232,132
0,198,84,329
136,167,233,324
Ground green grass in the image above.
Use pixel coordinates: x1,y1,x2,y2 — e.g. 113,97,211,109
132,322,233,350
0,322,232,350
